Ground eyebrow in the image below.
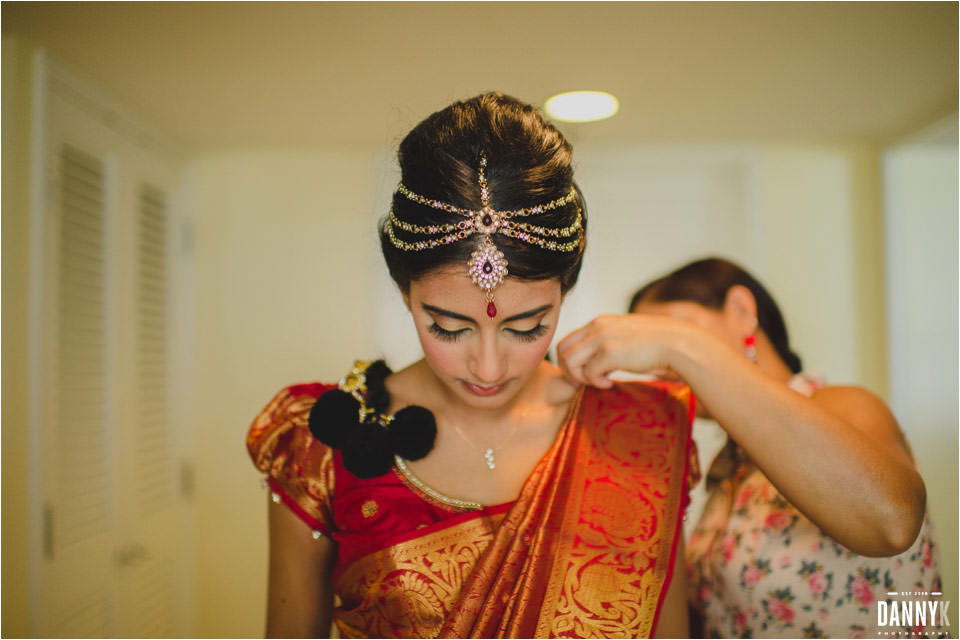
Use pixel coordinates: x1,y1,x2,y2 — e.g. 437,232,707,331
421,303,553,324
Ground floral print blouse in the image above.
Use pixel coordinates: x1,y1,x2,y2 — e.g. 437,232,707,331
687,374,944,638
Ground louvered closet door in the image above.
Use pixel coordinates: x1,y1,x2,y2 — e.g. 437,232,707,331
113,182,181,638
36,60,189,638
39,143,116,638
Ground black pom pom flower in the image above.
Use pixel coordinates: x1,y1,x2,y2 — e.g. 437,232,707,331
388,406,437,461
340,421,395,479
308,389,358,449
305,360,439,480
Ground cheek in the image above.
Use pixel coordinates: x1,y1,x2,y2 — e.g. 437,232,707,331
511,329,556,369
415,326,462,375
513,346,547,374
421,342,462,375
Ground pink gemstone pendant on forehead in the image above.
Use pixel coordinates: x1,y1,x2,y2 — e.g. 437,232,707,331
467,153,508,318
469,236,508,318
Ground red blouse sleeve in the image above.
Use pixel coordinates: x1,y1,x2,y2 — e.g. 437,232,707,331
246,382,338,535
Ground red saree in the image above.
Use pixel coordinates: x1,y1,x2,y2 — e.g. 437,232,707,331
248,378,693,638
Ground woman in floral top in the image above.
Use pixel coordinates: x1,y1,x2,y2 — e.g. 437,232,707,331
559,257,941,638
686,395,941,638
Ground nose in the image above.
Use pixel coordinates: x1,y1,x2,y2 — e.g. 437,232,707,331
467,332,507,384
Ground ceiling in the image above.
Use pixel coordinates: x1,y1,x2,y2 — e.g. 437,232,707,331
3,1,957,152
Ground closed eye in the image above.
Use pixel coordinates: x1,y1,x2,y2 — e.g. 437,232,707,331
506,324,549,343
429,323,469,342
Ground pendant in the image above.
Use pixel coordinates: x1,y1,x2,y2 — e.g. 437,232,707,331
468,237,508,299
483,448,496,470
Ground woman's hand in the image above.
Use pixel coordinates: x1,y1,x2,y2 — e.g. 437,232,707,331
556,314,695,388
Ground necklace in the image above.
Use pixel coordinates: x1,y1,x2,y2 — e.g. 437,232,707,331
451,422,519,470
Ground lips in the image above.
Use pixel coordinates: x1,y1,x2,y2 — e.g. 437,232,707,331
462,381,506,396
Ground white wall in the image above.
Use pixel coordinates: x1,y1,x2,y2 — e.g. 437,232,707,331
553,144,885,395
188,149,380,636
883,138,958,634
751,146,886,391
561,145,751,327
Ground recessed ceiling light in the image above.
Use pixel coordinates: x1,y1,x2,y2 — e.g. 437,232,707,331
544,91,619,123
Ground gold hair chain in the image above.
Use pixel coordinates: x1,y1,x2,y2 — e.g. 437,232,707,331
385,152,583,318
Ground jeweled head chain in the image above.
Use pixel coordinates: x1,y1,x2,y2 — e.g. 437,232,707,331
386,152,583,318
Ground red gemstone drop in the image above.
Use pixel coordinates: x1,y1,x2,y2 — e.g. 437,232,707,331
482,214,493,226
486,301,497,318
482,261,493,274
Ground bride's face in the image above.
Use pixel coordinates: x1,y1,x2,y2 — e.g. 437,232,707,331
405,268,562,409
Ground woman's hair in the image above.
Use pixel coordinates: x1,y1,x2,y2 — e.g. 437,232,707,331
630,257,803,373
379,92,586,294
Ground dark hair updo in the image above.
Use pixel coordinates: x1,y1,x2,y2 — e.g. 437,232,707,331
379,92,587,294
630,257,804,373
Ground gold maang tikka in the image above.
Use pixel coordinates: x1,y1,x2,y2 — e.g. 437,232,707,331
386,152,583,318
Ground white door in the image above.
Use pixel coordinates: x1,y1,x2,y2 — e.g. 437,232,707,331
31,53,190,638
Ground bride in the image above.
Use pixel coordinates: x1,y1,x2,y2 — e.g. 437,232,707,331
247,92,693,638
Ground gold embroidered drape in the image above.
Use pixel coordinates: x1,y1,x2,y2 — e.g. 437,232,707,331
332,382,692,638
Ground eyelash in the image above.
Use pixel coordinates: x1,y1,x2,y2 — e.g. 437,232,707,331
428,323,468,342
507,324,549,343
428,323,549,343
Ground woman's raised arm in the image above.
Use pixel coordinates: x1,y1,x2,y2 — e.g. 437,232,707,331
557,313,926,557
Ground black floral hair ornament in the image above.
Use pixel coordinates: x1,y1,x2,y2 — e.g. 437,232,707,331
308,360,437,479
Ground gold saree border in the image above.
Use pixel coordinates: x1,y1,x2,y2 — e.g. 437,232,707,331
441,382,691,638
535,383,689,638
333,512,507,638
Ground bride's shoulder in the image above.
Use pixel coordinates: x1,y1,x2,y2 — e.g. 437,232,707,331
542,362,579,407
383,359,434,409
